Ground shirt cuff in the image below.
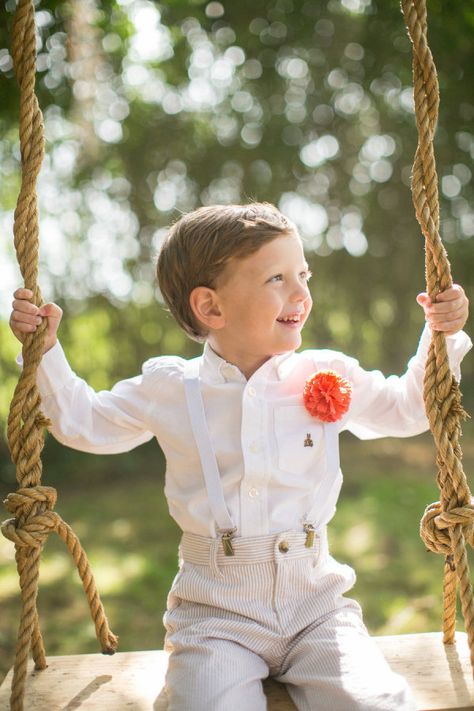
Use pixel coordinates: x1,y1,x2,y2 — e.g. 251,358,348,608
16,341,76,398
411,324,473,381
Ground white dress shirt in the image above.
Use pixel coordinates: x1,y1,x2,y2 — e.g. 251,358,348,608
31,326,472,538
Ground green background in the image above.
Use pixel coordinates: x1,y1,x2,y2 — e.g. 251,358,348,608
1,0,473,685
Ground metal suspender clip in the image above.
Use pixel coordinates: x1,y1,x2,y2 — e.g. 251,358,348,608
303,523,316,548
219,528,237,556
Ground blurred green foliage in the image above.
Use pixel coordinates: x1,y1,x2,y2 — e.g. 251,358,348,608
0,0,473,687
0,0,473,400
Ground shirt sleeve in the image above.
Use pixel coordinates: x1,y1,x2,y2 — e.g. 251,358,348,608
18,341,161,454
341,325,472,440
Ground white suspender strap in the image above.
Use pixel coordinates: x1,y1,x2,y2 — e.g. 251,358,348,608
304,422,341,543
183,358,236,548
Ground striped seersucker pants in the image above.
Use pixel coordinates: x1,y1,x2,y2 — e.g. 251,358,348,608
163,530,416,711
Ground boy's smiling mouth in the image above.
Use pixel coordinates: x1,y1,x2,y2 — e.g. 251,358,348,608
277,312,303,326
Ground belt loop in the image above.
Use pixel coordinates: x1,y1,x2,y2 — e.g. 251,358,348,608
209,538,224,579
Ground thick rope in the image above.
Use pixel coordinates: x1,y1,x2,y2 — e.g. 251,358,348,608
2,2,118,710
401,0,474,672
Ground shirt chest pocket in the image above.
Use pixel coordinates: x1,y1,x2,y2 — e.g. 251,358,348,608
273,405,325,474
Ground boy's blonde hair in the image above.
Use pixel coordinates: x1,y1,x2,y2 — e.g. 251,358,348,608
157,202,295,341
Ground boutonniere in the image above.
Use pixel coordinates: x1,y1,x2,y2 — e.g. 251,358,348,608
303,370,352,422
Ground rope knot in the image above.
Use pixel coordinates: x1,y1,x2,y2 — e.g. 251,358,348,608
2,485,59,549
420,500,474,555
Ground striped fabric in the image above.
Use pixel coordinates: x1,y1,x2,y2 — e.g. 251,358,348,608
163,530,416,711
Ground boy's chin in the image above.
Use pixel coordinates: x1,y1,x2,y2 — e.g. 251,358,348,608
278,332,302,351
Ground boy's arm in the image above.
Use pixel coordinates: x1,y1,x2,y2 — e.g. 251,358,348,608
11,288,159,453
16,341,156,454
343,324,472,441
341,283,471,440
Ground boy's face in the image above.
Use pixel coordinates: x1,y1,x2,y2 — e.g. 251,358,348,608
210,231,312,369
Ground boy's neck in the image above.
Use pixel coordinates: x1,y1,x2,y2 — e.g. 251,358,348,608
206,337,274,381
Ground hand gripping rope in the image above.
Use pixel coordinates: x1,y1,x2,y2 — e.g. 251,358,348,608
1,2,118,710
401,0,474,674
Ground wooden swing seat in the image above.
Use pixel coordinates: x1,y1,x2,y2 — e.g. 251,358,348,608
1,632,473,710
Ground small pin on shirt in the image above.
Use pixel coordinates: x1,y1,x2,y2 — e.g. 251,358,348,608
304,433,313,447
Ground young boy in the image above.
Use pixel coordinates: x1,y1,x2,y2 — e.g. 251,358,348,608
10,203,471,710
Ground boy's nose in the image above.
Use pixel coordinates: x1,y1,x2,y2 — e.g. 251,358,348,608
292,283,310,302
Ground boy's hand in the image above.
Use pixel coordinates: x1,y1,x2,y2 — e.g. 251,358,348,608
416,284,469,336
10,288,63,354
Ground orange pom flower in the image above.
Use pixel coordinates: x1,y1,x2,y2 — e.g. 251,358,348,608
303,370,352,422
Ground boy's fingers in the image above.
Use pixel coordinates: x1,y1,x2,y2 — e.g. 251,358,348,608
429,311,464,325
10,292,61,351
429,300,466,315
422,283,468,335
12,298,39,315
9,313,36,332
427,285,467,314
13,288,33,300
10,310,41,326
436,284,465,301
38,303,63,319
429,307,466,324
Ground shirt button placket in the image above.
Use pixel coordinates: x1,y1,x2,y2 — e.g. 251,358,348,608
241,382,266,536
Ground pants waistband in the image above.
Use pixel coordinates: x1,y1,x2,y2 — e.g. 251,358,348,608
179,529,328,567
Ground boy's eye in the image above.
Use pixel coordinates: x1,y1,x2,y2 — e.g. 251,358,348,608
268,270,312,283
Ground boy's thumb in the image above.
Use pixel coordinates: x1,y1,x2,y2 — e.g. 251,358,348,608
38,303,63,320
416,292,430,308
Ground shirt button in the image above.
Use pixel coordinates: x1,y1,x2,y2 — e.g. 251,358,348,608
248,487,260,498
247,386,256,397
249,441,260,453
278,540,289,553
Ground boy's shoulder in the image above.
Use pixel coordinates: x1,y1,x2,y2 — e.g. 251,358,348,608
141,353,188,378
298,347,358,368
280,348,359,378
273,349,359,388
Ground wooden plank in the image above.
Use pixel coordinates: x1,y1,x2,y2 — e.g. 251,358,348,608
375,632,474,711
0,632,473,710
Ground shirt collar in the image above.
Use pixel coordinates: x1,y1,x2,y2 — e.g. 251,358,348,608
201,342,295,384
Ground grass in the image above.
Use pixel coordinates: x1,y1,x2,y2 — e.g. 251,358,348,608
1,421,473,685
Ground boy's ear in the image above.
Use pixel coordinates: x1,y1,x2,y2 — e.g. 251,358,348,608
189,286,225,331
